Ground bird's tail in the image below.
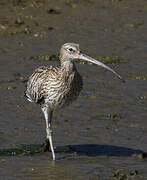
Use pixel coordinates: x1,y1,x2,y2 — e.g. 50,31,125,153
24,91,34,102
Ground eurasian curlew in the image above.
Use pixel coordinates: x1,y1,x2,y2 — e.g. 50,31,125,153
25,43,124,160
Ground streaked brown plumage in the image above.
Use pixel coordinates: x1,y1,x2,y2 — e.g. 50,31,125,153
26,64,82,109
25,43,124,160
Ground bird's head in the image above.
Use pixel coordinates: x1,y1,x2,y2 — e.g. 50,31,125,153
60,43,81,61
60,43,125,82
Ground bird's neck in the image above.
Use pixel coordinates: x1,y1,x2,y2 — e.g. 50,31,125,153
61,60,77,73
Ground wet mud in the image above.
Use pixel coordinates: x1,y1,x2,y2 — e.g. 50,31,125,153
0,0,147,179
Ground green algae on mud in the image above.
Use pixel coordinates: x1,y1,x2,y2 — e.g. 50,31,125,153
91,113,122,121
0,144,74,157
24,54,59,62
94,56,126,64
0,72,27,85
24,54,126,65
128,75,147,80
0,144,42,157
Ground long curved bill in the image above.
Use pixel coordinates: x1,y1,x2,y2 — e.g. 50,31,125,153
78,53,125,83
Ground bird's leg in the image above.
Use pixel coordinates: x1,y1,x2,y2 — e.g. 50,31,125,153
42,107,55,160
47,111,56,161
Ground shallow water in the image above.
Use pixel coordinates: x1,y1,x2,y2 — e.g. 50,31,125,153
0,0,147,179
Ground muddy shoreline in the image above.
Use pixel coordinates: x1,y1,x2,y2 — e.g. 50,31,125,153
0,0,147,179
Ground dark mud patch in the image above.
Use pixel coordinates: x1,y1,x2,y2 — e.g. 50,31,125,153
68,144,144,158
112,169,141,180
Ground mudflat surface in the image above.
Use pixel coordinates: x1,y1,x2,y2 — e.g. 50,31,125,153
0,0,147,179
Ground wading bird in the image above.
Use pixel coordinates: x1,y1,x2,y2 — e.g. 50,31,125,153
25,43,124,160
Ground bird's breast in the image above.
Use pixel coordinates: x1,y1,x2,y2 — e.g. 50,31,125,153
47,71,83,110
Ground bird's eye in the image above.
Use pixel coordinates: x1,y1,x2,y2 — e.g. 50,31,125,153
68,48,73,52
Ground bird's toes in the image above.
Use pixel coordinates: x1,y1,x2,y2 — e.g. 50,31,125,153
41,138,50,152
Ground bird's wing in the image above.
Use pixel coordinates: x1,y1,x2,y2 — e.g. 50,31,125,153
25,66,50,104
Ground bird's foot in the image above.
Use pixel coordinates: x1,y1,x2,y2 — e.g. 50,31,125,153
42,128,52,152
41,138,50,152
